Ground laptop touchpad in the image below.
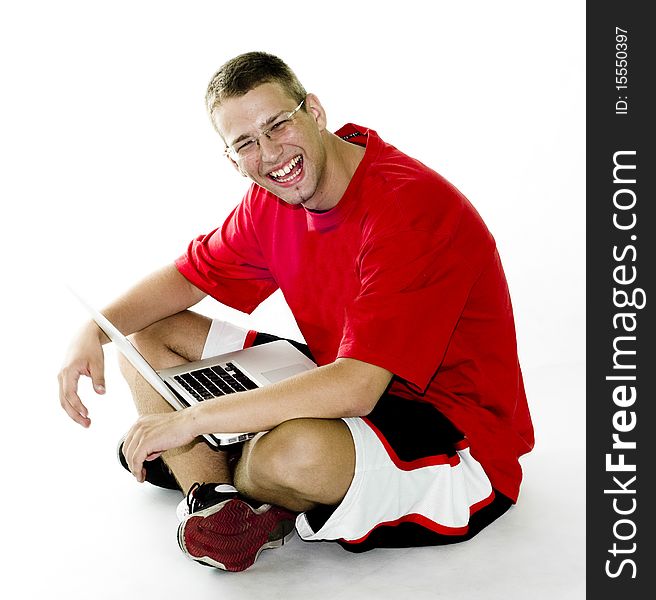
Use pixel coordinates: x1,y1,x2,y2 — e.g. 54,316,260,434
261,364,309,384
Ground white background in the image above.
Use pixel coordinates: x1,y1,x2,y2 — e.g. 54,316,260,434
0,1,585,598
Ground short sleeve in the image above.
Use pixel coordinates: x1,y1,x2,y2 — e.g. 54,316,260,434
175,199,278,314
338,228,491,392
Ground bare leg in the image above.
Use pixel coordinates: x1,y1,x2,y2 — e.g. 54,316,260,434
118,311,231,493
234,418,355,513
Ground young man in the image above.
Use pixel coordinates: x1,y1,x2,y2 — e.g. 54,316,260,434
58,52,534,572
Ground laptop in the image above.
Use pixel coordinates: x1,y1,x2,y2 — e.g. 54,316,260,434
71,290,316,447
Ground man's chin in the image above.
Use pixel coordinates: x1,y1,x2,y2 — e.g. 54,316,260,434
261,182,314,207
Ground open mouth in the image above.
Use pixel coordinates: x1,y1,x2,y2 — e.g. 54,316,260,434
267,155,303,184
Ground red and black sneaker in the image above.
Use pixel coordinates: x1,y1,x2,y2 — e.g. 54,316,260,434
177,483,297,572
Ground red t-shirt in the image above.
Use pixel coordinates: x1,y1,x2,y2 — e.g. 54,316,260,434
176,124,534,502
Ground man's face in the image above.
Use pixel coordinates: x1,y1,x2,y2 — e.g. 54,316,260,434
214,82,328,209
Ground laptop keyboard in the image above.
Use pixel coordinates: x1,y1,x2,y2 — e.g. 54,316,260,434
173,362,258,402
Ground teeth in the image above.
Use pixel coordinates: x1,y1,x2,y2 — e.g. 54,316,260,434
270,156,301,179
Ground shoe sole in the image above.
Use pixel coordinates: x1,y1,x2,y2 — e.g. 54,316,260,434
177,498,296,572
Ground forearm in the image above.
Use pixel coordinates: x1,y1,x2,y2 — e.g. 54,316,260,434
184,358,393,436
92,263,206,342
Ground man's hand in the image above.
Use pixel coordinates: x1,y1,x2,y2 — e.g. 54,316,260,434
122,410,196,482
57,264,207,428
58,322,107,427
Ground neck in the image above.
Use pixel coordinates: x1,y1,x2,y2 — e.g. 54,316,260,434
303,132,365,211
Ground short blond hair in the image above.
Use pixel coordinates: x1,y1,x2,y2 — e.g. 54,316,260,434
206,51,307,122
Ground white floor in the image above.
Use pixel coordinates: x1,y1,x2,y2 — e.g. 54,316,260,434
1,3,585,597
4,348,585,599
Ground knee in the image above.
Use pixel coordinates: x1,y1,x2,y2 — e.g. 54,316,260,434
116,320,171,385
128,322,162,355
116,325,159,380
236,419,325,495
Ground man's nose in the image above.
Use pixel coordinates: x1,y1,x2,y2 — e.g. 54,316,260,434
258,134,284,163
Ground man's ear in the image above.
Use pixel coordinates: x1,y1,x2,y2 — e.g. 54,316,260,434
228,156,248,177
213,115,248,177
304,93,327,132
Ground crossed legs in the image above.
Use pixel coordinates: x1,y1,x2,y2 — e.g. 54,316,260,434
118,311,355,513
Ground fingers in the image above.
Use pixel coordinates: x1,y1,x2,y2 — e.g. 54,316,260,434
122,425,139,481
58,327,106,427
123,418,158,482
58,367,91,427
122,413,189,482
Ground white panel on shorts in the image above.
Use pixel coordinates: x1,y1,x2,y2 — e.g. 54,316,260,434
201,319,249,359
295,416,494,543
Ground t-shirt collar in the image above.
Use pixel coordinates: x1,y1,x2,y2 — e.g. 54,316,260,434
305,124,380,232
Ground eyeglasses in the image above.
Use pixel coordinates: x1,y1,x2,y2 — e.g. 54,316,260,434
224,98,306,161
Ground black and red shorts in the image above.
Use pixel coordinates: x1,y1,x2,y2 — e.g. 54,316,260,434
204,321,512,553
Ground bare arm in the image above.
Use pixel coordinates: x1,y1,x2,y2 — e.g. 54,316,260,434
123,358,393,481
189,357,392,433
95,263,207,340
58,263,206,426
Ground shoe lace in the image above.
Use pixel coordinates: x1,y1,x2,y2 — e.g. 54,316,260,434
186,482,203,514
183,482,240,519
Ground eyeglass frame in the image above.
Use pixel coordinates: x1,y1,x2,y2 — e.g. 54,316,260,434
223,97,306,161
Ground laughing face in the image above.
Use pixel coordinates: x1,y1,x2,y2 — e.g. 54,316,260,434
213,82,330,210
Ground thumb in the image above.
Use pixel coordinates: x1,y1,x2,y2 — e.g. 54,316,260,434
89,356,106,395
